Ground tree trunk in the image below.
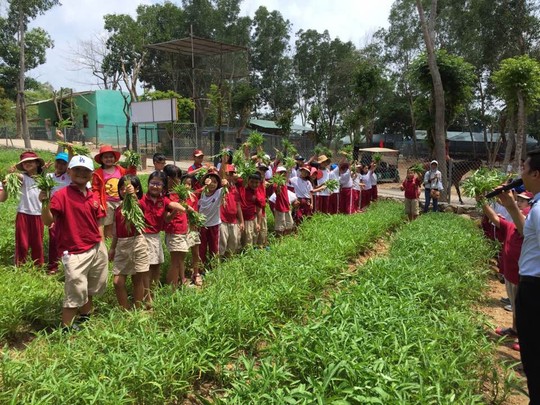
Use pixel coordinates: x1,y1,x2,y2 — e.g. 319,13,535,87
17,5,31,149
503,110,515,172
514,90,525,171
416,0,447,197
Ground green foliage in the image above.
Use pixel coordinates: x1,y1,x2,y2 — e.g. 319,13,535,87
32,172,57,206
121,194,146,234
314,144,333,158
324,179,339,192
0,202,404,402
4,173,21,200
462,168,509,205
246,131,265,149
220,214,498,403
409,163,425,176
492,55,540,112
122,150,141,168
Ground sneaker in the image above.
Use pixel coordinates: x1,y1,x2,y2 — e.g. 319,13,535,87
500,297,511,305
504,304,513,312
75,314,91,324
495,327,518,337
61,323,81,334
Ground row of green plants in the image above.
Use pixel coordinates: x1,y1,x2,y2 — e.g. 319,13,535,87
0,201,405,403
218,214,503,404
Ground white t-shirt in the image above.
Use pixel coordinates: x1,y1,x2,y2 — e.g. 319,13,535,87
198,187,225,227
339,170,353,188
352,174,363,191
289,176,313,199
329,168,340,194
18,174,42,215
269,190,297,204
361,171,373,190
371,172,378,185
48,172,71,196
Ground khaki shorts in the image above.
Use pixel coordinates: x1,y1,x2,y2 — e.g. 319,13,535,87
63,242,108,308
256,216,268,246
404,198,419,216
274,211,294,232
187,230,201,248
165,233,189,252
241,219,258,247
144,233,164,265
220,222,240,255
505,279,518,310
104,200,122,226
112,235,149,275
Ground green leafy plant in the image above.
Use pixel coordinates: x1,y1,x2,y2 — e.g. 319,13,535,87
462,168,509,204
409,163,426,176
372,152,382,163
4,173,21,200
281,139,298,157
314,144,333,158
246,131,265,149
187,210,206,228
32,173,58,207
122,150,141,168
325,179,340,192
57,141,91,157
120,180,146,234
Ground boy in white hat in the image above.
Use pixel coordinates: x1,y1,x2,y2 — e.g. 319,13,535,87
40,156,108,330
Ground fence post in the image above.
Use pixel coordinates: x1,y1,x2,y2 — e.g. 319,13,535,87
447,159,453,204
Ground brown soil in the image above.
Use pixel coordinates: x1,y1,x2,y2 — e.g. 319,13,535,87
478,269,529,404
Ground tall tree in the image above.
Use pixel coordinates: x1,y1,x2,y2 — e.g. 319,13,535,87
415,0,447,192
250,6,295,117
0,0,58,148
493,55,540,171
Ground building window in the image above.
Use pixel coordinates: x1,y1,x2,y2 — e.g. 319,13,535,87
83,114,89,128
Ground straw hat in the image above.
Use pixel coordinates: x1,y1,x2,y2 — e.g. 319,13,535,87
94,145,120,165
317,154,331,164
16,151,45,171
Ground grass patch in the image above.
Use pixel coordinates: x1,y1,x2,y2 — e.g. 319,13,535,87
0,202,404,403
218,214,501,404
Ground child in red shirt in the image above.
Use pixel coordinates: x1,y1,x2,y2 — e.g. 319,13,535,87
237,173,264,248
272,166,295,236
92,145,137,238
400,169,422,221
163,165,190,287
109,175,149,309
182,175,202,285
220,165,244,257
40,155,108,329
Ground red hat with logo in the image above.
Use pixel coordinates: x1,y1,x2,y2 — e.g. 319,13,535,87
94,145,121,165
193,149,204,157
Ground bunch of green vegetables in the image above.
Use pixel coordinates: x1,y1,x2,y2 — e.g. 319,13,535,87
372,152,382,163
57,141,91,157
187,210,206,228
462,168,508,200
314,144,332,158
233,150,258,183
172,183,194,202
120,180,146,234
246,131,265,149
339,145,353,161
195,167,209,182
281,139,298,157
123,150,141,168
32,173,59,207
4,173,21,200
269,173,287,188
325,178,340,192
409,163,426,176
283,156,296,170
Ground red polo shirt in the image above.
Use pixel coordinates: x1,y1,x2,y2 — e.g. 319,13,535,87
164,193,188,235
49,185,104,255
114,204,137,238
139,194,171,234
274,184,290,213
499,218,523,285
220,187,241,224
402,177,422,199
236,180,264,221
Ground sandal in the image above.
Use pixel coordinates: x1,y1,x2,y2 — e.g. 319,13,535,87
495,327,518,337
192,275,203,287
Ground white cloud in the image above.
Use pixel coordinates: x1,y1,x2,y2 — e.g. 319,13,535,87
28,0,394,91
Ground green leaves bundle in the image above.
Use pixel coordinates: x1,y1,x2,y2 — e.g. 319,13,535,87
373,152,383,163
284,156,296,170
281,139,297,157
5,173,21,200
121,182,146,234
462,168,508,199
246,131,264,149
123,150,141,168
410,163,426,176
314,144,332,158
57,141,91,157
187,210,206,228
195,167,209,182
32,174,59,206
339,145,353,160
269,173,287,189
233,150,258,183
171,183,194,202
325,179,340,192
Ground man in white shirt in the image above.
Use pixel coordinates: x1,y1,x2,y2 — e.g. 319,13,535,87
498,149,540,404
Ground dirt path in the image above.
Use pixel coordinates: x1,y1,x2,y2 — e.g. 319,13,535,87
478,268,529,404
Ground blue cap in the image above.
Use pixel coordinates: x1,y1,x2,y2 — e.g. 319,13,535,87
330,163,338,170
55,152,69,163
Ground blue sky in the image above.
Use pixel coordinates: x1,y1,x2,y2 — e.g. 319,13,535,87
27,0,395,91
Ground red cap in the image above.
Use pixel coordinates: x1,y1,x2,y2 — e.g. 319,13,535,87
16,151,45,171
226,164,236,173
193,149,204,157
518,191,534,200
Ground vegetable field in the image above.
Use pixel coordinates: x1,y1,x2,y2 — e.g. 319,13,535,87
0,147,516,404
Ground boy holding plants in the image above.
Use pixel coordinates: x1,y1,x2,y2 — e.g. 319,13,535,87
400,168,422,221
40,155,109,329
237,173,265,248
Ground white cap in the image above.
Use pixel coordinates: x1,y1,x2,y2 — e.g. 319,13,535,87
276,166,287,172
430,160,438,165
68,155,94,171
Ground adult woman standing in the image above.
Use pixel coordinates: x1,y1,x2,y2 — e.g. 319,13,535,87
423,160,443,213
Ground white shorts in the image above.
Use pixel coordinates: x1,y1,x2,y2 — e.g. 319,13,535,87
165,233,189,252
220,222,240,255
